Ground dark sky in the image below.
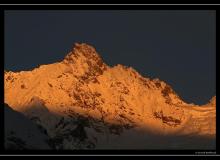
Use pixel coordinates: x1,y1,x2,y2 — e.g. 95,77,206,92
4,10,216,105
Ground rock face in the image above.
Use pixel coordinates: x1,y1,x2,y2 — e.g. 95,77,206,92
63,43,108,82
4,43,216,149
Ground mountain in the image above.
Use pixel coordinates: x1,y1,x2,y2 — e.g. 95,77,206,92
4,43,216,149
4,103,50,150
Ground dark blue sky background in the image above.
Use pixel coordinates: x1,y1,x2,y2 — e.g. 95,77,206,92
4,10,216,105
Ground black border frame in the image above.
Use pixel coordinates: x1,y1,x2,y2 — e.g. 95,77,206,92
0,4,218,156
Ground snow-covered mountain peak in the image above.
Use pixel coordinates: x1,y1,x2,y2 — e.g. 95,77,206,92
4,43,216,150
62,43,108,80
64,43,107,69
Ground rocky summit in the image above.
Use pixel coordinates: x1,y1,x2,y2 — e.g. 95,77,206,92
4,43,216,150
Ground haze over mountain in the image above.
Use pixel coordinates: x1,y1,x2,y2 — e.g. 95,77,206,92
4,43,216,149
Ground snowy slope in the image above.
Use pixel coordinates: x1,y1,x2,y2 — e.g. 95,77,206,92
4,43,216,149
4,103,50,149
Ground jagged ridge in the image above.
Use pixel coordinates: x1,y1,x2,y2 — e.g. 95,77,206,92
4,43,216,149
